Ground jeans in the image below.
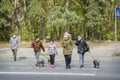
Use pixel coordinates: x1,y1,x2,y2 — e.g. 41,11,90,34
64,54,72,67
79,53,85,66
34,51,40,64
50,54,55,65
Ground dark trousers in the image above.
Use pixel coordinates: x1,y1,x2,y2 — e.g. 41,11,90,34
64,54,71,67
12,49,17,61
50,54,55,65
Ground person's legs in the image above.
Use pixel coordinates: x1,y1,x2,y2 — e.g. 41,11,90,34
12,49,17,61
51,54,55,65
64,55,67,66
35,51,40,64
64,55,69,69
53,54,55,65
50,54,55,68
50,55,52,65
82,54,85,65
34,52,37,62
79,53,85,68
67,54,71,68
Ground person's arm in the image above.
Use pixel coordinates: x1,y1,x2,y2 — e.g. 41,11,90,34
14,38,19,49
75,39,78,46
70,39,73,46
61,39,64,47
54,44,58,55
16,38,19,47
31,42,34,48
84,40,89,51
9,38,12,48
48,45,50,53
83,40,89,52
40,42,45,52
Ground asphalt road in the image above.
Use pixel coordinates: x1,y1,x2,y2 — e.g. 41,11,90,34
0,59,120,80
0,43,120,80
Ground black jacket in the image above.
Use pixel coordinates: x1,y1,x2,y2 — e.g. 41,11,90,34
75,38,89,54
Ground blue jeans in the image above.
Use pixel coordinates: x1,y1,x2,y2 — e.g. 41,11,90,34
79,53,85,66
35,51,40,64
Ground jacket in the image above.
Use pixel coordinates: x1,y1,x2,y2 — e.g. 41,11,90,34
48,44,57,55
62,38,73,55
31,41,45,52
75,38,89,54
9,37,19,49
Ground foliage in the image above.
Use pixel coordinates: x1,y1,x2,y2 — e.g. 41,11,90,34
0,0,13,41
0,0,120,41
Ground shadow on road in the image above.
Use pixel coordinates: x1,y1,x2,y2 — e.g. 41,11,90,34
18,57,27,61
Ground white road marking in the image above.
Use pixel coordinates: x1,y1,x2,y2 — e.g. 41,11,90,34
54,68,98,71
0,63,26,65
8,66,98,71
9,67,32,69
9,67,15,69
0,72,95,76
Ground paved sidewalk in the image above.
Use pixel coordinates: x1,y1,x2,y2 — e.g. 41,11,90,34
0,43,120,61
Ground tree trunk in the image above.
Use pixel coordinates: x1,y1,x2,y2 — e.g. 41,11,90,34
41,18,46,42
14,0,26,41
51,26,53,41
64,0,69,32
65,0,69,13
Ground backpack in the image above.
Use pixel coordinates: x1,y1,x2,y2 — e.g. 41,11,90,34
83,40,89,52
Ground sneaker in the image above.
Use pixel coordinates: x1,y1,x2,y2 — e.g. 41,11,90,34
50,64,55,68
35,63,40,67
68,65,71,69
80,65,84,68
14,57,16,61
66,66,71,69
66,66,69,69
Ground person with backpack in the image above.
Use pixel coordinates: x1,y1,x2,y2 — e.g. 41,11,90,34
31,36,45,66
62,32,73,69
48,41,58,68
9,35,19,61
75,35,89,68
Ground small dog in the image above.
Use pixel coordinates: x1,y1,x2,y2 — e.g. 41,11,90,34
40,59,45,67
48,59,50,64
35,59,50,67
93,59,100,69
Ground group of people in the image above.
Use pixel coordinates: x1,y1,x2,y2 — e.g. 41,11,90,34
9,32,89,69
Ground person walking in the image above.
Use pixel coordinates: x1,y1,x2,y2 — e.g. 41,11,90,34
75,35,89,68
48,41,58,68
62,32,73,69
31,37,45,66
9,35,19,61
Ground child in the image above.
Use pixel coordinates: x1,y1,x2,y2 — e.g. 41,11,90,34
48,41,58,68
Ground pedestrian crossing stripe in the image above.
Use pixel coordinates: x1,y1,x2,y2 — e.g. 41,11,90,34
0,72,95,76
8,66,99,71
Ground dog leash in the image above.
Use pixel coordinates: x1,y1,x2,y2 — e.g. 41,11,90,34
40,53,50,60
87,51,96,60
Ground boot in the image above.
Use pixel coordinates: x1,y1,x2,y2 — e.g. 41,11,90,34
14,57,16,61
80,65,84,68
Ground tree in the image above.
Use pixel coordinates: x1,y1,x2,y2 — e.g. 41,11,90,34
14,0,26,41
84,0,107,40
1,0,120,41
47,5,81,40
0,0,13,41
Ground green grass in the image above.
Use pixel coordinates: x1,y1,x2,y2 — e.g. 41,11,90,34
40,53,49,56
0,52,4,54
112,53,120,57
